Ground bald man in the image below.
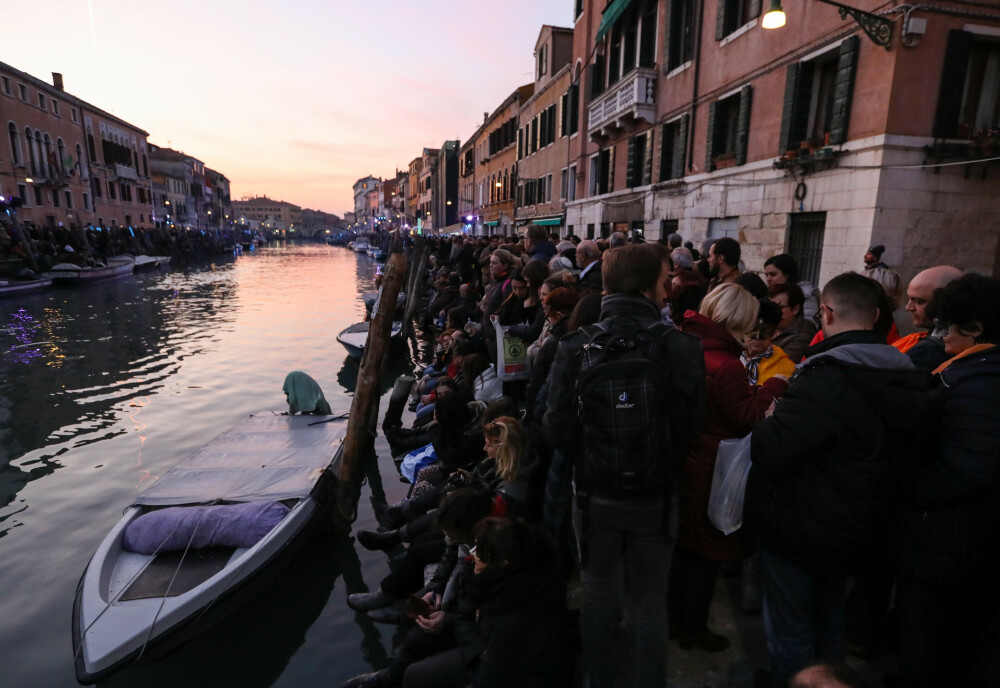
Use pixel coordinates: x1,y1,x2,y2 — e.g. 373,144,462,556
893,265,964,371
576,239,604,293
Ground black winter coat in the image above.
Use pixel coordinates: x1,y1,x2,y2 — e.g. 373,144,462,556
452,561,573,688
747,331,928,573
891,345,1000,586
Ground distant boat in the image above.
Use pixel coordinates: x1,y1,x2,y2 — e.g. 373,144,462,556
371,247,388,261
336,321,403,359
132,255,159,271
72,412,348,684
44,256,135,284
151,256,171,269
0,276,52,298
353,238,369,253
362,290,405,316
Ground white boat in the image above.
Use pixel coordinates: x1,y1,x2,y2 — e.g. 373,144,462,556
0,276,52,298
132,255,159,271
353,238,369,253
44,256,135,284
371,247,388,261
72,412,348,684
362,290,406,315
151,256,171,268
336,321,403,359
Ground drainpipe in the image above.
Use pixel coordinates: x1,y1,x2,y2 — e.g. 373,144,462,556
688,0,705,172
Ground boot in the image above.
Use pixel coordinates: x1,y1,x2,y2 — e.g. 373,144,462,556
677,630,730,653
357,529,401,552
339,669,392,688
371,497,406,530
347,588,394,612
367,603,405,625
382,375,414,434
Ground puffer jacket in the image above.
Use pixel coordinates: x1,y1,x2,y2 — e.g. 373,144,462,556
747,330,929,573
891,345,1000,586
678,311,786,561
473,365,503,404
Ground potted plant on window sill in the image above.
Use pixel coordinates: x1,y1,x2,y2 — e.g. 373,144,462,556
712,154,737,170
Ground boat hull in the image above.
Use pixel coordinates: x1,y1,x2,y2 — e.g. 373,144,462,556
0,277,52,298
44,258,135,284
336,321,403,360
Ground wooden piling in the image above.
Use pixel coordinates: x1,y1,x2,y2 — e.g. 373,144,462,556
402,238,429,337
331,250,406,529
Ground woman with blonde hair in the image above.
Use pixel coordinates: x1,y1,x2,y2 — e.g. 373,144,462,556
475,415,533,504
667,283,788,652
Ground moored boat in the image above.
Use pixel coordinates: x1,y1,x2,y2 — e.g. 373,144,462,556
132,255,159,271
336,321,403,359
353,238,369,253
72,411,348,684
44,257,135,284
0,276,53,298
362,290,406,316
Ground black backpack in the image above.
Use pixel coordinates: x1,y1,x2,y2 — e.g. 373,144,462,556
575,318,674,498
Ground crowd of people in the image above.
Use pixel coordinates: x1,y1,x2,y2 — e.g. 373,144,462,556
337,225,1000,688
0,220,240,274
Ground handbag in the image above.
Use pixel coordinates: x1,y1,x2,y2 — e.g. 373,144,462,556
707,433,753,535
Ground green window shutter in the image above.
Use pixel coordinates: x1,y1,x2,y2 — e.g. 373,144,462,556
660,123,672,180
662,0,673,73
736,85,753,166
716,0,727,40
749,0,762,20
561,93,569,137
933,30,973,139
627,136,637,187
643,130,654,185
829,35,859,145
608,145,616,193
706,100,718,171
675,114,689,178
778,63,801,154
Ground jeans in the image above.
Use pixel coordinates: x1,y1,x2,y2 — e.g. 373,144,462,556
758,544,847,685
573,495,672,688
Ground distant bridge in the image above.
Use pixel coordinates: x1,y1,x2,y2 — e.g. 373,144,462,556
304,225,351,240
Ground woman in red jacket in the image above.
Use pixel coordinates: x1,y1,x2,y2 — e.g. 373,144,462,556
667,283,788,652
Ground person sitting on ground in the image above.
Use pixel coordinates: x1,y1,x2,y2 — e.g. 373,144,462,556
768,282,817,363
462,354,502,405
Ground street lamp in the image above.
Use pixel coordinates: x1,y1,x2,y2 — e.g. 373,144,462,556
762,0,893,49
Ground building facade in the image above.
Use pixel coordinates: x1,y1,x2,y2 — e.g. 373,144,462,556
352,175,379,226
474,84,535,235
515,26,576,234
434,140,460,232
565,0,1000,285
232,196,302,234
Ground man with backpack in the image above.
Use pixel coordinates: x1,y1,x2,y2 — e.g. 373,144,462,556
544,243,705,688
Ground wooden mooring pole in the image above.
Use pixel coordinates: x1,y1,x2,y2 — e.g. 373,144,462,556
402,237,429,338
331,250,407,530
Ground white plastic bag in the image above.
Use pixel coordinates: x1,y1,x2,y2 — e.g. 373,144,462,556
495,323,531,382
707,433,753,535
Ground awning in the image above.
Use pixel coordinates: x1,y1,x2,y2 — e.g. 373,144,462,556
441,222,465,235
596,0,635,42
531,217,564,227
484,220,499,226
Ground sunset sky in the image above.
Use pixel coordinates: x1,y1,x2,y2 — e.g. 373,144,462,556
4,0,571,215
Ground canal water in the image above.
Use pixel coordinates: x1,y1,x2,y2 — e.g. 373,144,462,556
0,243,421,687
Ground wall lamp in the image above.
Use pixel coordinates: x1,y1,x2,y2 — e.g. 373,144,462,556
763,0,894,49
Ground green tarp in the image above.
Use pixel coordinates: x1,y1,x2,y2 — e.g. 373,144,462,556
596,0,635,42
532,217,564,226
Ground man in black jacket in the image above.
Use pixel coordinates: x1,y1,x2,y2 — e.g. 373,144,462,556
544,243,704,688
747,272,927,686
575,240,603,294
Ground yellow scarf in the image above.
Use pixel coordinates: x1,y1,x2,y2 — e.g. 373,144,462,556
932,344,996,375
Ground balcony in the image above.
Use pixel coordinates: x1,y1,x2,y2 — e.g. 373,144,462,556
588,68,657,142
115,163,138,181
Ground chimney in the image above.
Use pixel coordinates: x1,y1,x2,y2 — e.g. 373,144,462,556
484,112,489,123
52,73,64,91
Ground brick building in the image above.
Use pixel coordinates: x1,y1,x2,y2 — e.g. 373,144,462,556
565,0,1000,286
474,84,534,235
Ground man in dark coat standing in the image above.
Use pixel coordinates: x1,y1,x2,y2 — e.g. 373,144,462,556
544,243,705,688
746,272,927,686
524,224,557,264
575,239,603,293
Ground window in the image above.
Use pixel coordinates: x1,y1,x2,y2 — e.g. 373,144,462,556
108,179,116,200
8,123,21,165
65,191,73,209
537,44,548,79
706,86,752,170
0,77,9,95
92,175,102,198
18,83,27,101
561,83,580,136
76,144,87,178
708,216,739,238
561,168,569,200
587,223,595,239
934,30,1000,139
716,0,762,40
788,212,826,287
626,131,653,187
546,174,553,202
71,107,78,123
575,0,583,20
38,93,45,109
52,100,59,116
83,192,91,211
568,164,577,201
538,104,557,147
53,189,60,207
660,115,689,181
87,133,96,163
778,37,858,152
34,186,42,205
665,0,695,71
593,0,658,96
17,184,27,206
661,218,679,236
589,147,614,196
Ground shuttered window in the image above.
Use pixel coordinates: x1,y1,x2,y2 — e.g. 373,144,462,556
716,0,762,41
660,115,689,180
933,30,1000,140
706,86,752,170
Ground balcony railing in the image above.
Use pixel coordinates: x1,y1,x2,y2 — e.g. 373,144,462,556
588,67,657,141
